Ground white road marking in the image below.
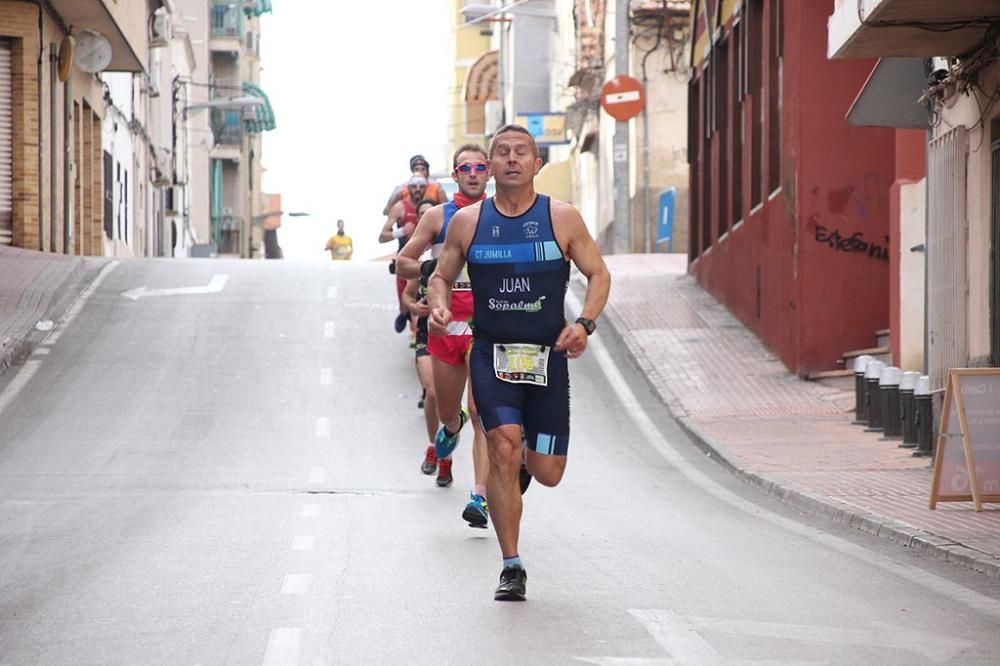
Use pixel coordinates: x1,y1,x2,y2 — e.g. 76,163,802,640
308,467,326,485
44,260,119,345
319,368,333,386
326,286,337,299
564,288,1000,621
0,360,42,417
315,417,331,437
281,574,312,595
323,321,336,339
631,609,722,663
121,273,228,300
31,347,50,356
300,504,321,517
262,627,302,666
291,536,316,551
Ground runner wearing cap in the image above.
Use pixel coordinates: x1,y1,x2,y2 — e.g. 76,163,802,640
383,155,448,216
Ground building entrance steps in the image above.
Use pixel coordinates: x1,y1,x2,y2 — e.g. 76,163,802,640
591,253,1000,578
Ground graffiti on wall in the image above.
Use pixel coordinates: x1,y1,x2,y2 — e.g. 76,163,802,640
814,226,888,261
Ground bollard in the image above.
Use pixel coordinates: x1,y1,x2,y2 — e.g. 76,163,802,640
864,360,886,431
853,354,875,424
914,375,932,457
898,371,921,447
879,366,902,438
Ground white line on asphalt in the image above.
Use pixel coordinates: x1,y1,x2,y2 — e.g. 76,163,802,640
308,467,327,485
262,627,302,666
281,574,312,594
291,536,316,551
300,504,321,517
565,289,1000,621
315,417,331,437
630,609,723,663
0,360,42,417
320,368,333,386
323,321,336,339
31,347,49,356
327,286,337,299
44,260,119,346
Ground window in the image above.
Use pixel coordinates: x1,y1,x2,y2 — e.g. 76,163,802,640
748,0,763,210
689,75,701,261
701,63,712,254
715,37,730,239
767,0,783,195
733,19,744,225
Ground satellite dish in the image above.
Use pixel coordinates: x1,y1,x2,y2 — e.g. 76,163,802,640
72,29,113,73
57,35,75,82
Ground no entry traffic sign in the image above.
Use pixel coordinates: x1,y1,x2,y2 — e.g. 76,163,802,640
600,75,646,121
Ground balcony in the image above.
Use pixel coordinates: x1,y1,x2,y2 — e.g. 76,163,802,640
211,109,243,146
210,2,243,53
829,0,1000,59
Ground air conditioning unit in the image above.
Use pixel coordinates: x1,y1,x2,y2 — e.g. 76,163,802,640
484,100,504,135
151,151,172,187
149,9,171,49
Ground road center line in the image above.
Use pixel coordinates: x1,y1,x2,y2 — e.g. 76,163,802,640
327,286,337,299
291,536,316,551
308,467,327,485
319,368,333,386
262,628,302,666
281,574,312,595
565,288,1000,620
323,321,336,339
315,417,331,437
300,504,321,517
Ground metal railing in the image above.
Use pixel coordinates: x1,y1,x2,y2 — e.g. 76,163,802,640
211,109,243,145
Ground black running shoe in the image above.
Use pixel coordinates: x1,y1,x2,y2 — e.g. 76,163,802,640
519,462,532,495
494,566,527,601
394,313,408,333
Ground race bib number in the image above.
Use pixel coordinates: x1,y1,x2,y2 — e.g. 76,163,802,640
494,343,549,386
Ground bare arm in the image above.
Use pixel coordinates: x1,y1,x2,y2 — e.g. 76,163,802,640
427,207,476,335
378,202,406,244
382,185,403,216
552,202,611,358
396,205,444,279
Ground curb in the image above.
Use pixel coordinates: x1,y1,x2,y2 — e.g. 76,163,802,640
583,276,1000,579
0,257,108,381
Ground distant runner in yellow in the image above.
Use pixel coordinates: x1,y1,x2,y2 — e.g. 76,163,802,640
325,219,353,260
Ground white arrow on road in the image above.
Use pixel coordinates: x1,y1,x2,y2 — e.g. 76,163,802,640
576,609,975,665
121,274,229,300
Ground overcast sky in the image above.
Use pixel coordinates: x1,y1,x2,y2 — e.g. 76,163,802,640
259,3,453,261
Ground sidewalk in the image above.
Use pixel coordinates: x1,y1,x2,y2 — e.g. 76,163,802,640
597,254,1000,578
0,246,105,377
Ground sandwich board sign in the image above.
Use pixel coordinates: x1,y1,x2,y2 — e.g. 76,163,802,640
929,368,1000,511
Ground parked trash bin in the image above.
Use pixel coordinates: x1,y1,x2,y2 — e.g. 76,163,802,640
853,354,875,424
879,366,902,438
864,360,886,431
914,375,933,457
899,371,921,447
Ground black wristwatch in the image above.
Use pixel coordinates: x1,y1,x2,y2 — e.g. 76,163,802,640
575,317,596,336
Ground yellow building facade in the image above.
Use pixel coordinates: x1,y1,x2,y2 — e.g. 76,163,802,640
446,2,494,162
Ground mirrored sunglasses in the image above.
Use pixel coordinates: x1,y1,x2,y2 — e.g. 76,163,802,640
455,162,488,174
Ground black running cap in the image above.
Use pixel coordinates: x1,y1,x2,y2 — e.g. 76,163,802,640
410,154,429,170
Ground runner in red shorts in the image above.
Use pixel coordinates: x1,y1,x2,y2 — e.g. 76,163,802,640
397,143,491,525
379,176,427,333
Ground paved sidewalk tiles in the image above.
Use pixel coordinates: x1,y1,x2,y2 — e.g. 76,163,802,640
598,253,1000,578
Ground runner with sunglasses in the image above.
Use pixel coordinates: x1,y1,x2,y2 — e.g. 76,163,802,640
427,125,611,601
396,144,492,518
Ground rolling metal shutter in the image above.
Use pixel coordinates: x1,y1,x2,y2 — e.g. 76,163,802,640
0,41,12,245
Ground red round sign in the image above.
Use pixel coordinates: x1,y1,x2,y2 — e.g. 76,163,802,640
600,75,646,121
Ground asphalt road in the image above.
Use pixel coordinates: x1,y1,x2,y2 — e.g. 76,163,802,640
0,258,999,665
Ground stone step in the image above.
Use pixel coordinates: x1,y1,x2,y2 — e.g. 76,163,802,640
807,368,854,391
875,328,891,348
842,345,892,367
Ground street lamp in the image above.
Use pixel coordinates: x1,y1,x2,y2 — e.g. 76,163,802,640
252,211,309,260
251,210,309,224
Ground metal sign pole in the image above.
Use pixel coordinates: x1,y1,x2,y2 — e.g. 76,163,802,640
613,0,631,254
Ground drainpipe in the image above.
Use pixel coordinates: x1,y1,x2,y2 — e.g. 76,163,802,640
62,75,72,254
49,44,57,252
36,6,44,250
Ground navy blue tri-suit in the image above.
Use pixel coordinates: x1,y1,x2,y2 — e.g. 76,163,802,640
466,194,572,456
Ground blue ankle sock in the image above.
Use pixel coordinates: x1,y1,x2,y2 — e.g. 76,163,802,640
503,555,523,570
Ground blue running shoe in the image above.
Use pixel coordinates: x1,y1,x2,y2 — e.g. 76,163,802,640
434,407,469,459
462,493,489,528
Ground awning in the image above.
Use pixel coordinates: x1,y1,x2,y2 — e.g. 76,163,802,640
242,81,275,133
244,0,273,17
465,50,498,102
846,58,930,129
